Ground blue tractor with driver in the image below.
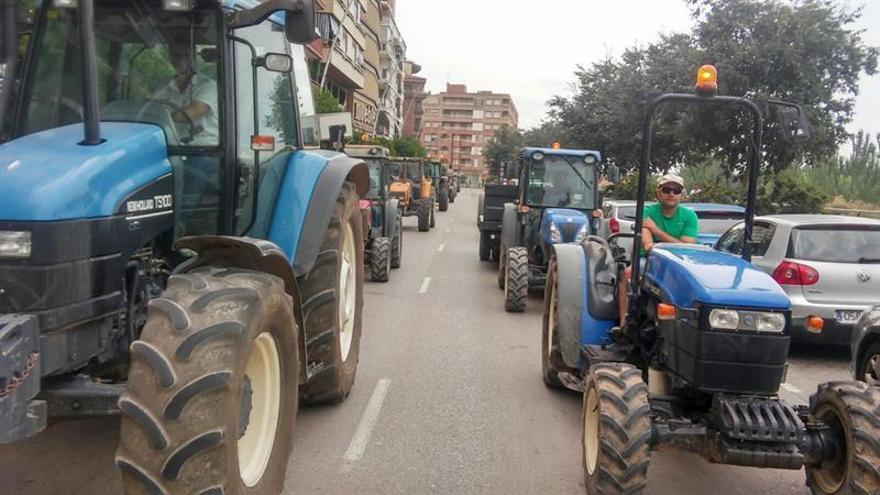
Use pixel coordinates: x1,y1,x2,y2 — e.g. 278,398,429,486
544,66,880,494
498,147,601,312
0,1,371,493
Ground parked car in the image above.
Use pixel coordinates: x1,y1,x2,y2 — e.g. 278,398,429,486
715,215,880,345
852,306,880,385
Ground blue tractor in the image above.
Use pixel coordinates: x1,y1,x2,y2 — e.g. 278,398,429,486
544,67,880,494
498,147,601,312
0,1,371,492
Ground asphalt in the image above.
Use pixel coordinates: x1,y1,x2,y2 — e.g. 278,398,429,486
0,189,854,494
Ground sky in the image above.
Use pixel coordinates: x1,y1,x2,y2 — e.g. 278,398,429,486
396,0,880,147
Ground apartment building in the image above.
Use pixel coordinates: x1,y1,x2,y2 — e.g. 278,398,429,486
402,61,427,139
420,84,519,177
376,0,406,137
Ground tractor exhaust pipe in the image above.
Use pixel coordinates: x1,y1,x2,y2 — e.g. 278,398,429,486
77,0,101,145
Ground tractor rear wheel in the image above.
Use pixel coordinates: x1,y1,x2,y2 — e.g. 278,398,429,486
542,255,577,388
370,237,391,283
429,199,436,228
417,200,430,232
438,187,449,212
391,215,403,269
806,381,880,495
117,268,298,495
583,363,651,495
504,247,528,313
479,231,490,261
298,182,364,404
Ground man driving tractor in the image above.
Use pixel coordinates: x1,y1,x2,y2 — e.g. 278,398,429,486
617,173,699,326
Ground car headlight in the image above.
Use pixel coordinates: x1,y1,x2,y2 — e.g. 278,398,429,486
709,309,786,333
574,224,589,243
709,309,739,330
0,231,31,258
549,223,562,243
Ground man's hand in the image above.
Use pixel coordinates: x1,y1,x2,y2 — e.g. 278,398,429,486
643,217,659,235
642,227,655,252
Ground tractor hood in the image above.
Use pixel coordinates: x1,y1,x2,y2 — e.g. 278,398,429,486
644,244,791,310
540,208,588,244
0,123,173,221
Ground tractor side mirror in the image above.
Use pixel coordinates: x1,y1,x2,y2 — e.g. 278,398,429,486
605,163,620,183
776,106,811,144
229,0,317,45
261,53,292,73
506,162,520,178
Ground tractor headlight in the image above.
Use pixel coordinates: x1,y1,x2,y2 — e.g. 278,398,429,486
709,309,739,330
0,231,31,258
755,312,786,333
549,223,562,243
574,224,589,243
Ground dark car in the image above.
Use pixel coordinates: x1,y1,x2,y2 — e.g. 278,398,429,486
853,306,880,385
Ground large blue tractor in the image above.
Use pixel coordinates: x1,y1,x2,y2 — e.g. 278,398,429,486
544,67,880,494
0,1,371,492
498,147,601,312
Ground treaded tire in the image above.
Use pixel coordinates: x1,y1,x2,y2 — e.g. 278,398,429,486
856,342,880,386
542,255,577,388
497,248,506,290
417,200,430,232
117,268,299,495
806,381,880,495
583,363,651,495
449,188,456,203
479,232,490,261
391,215,403,269
504,247,528,313
298,182,364,404
429,199,436,228
438,187,449,212
369,237,391,283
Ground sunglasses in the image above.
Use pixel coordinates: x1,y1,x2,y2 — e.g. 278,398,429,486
660,186,683,195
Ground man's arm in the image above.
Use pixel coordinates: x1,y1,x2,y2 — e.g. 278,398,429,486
644,217,696,244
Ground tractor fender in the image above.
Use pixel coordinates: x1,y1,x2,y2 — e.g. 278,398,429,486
384,198,400,239
553,243,615,368
173,235,309,384
265,150,369,277
501,203,520,249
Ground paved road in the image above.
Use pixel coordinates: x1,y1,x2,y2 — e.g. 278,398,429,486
0,189,853,494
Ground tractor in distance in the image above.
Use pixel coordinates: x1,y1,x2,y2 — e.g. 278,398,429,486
498,146,602,312
0,1,371,493
542,65,880,494
346,145,404,281
387,156,436,232
426,159,454,210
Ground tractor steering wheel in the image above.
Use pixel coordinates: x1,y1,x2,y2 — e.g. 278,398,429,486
140,99,199,144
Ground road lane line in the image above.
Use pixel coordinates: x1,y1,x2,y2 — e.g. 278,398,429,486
437,243,445,252
343,378,392,466
418,277,432,294
445,227,451,233
780,382,802,394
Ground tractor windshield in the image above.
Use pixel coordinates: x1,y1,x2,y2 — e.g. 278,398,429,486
17,2,220,147
365,159,383,199
525,156,597,209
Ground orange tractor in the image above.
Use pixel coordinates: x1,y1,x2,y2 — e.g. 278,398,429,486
387,157,436,231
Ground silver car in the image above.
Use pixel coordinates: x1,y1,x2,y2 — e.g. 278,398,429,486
715,214,880,345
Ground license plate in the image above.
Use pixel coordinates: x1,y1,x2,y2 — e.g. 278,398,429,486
835,310,863,325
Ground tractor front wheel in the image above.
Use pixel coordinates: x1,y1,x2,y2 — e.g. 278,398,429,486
856,342,880,386
805,381,880,495
116,268,299,495
417,201,430,232
429,199,436,228
438,187,449,212
542,255,577,388
583,363,651,495
391,215,403,269
370,237,391,283
504,247,528,312
479,231,490,261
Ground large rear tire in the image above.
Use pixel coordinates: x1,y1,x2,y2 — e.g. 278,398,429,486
805,381,880,495
117,268,299,495
504,247,528,313
583,363,651,495
417,200,430,232
542,256,577,388
369,237,391,283
298,182,364,404
391,215,403,269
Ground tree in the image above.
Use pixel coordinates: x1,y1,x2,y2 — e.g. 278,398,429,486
547,0,877,178
392,135,427,157
315,88,342,114
483,124,522,176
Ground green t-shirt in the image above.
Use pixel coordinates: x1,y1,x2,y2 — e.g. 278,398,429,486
643,203,699,243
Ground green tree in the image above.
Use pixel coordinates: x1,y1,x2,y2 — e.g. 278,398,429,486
315,88,342,114
392,135,427,157
807,131,880,204
483,124,523,176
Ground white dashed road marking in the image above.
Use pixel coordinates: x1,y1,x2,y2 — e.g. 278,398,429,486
437,243,445,252
343,378,392,468
419,277,432,294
